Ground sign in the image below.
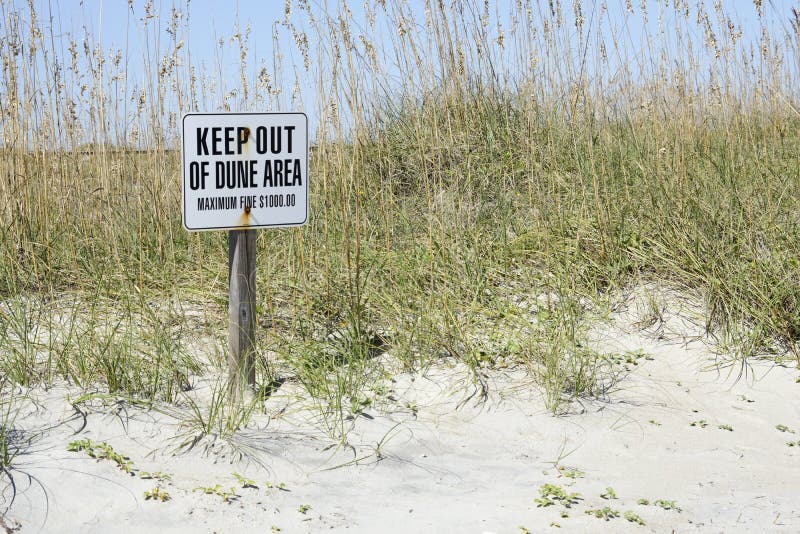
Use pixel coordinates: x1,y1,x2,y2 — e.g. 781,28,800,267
181,112,308,231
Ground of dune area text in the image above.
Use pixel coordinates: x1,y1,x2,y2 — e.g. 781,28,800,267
187,125,303,191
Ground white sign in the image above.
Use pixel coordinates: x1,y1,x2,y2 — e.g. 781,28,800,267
181,112,308,231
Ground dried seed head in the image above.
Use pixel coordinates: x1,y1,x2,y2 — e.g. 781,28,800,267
573,0,584,32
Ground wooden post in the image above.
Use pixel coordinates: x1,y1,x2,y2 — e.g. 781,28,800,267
228,229,257,392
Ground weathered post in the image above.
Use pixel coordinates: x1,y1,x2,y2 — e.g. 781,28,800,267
181,112,308,394
228,228,257,391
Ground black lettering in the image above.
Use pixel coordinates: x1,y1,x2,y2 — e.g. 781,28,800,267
249,159,258,187
284,125,295,152
215,161,225,188
197,128,209,155
189,161,201,190
212,127,222,155
263,160,273,186
237,127,250,153
226,161,235,188
200,161,209,189
270,126,281,153
197,195,238,210
292,158,302,185
284,159,292,186
224,127,235,155
274,159,283,186
255,126,267,154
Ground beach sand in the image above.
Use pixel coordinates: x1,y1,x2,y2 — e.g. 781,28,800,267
3,294,799,533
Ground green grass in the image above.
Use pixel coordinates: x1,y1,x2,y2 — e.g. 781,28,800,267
193,484,239,503
585,507,620,520
0,405,20,485
143,487,171,502
534,483,581,508
624,510,646,525
66,438,136,475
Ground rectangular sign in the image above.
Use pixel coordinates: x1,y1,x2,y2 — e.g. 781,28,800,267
181,112,308,231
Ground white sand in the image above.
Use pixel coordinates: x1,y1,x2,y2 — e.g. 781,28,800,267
3,295,800,533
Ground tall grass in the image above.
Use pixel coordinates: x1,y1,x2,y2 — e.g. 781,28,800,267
0,0,799,426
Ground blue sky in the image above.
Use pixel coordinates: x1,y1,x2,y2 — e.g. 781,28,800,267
8,0,799,142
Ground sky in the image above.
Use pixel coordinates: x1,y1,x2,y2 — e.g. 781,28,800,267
5,0,799,142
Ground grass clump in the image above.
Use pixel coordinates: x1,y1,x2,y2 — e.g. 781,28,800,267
143,487,171,502
232,472,258,489
0,404,19,478
556,466,584,479
265,481,288,491
534,484,581,508
585,507,620,521
66,438,135,475
624,510,646,525
600,487,617,499
162,381,263,456
138,471,171,483
654,499,681,512
193,484,239,503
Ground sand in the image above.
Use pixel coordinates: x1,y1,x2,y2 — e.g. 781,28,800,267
2,291,800,533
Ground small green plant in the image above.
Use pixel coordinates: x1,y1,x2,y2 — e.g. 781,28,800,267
559,511,569,518
648,420,661,426
265,481,288,491
165,381,262,455
776,424,794,433
585,507,619,520
690,420,708,428
636,498,650,505
787,441,800,447
65,438,93,453
0,400,25,502
718,424,733,431
556,466,584,479
139,471,171,482
606,349,650,370
67,438,135,474
624,510,646,525
518,527,531,534
534,484,581,508
232,472,258,489
654,499,680,511
0,429,17,474
193,484,239,503
143,486,171,502
298,504,311,514
600,487,617,499
737,395,755,403
271,527,281,533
